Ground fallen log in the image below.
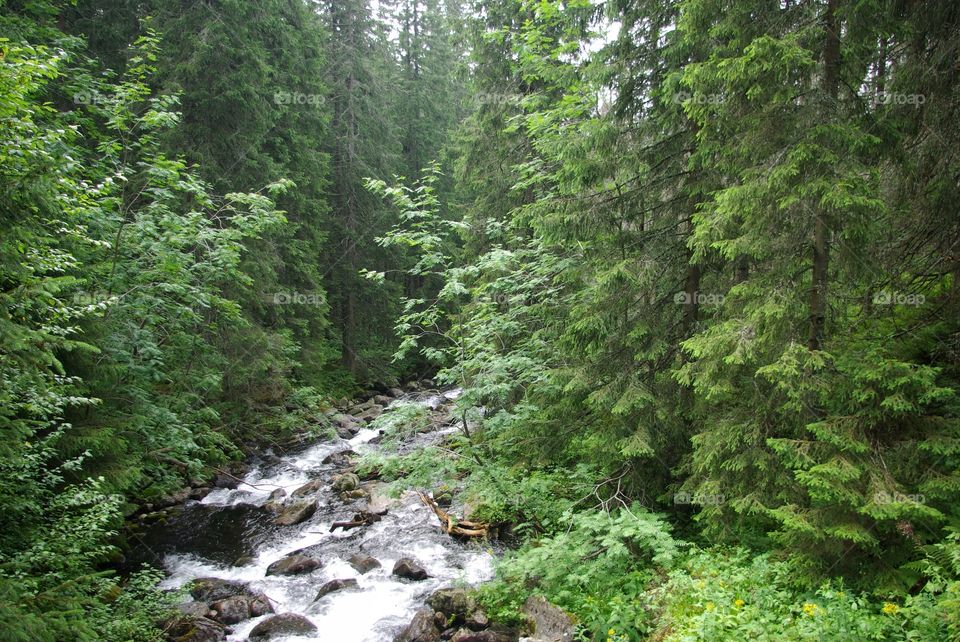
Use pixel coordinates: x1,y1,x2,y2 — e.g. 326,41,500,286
330,510,387,532
417,491,489,538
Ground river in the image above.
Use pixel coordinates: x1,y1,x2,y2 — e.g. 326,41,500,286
127,389,496,641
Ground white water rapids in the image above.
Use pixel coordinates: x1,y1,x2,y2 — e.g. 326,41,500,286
136,390,494,641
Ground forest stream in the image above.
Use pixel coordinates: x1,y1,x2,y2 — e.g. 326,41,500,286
126,389,497,642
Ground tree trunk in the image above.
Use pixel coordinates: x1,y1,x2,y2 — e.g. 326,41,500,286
808,0,840,352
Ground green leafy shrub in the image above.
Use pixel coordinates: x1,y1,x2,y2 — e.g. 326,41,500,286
649,548,956,641
477,507,680,638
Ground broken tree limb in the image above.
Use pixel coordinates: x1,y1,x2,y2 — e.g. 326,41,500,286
418,491,489,538
330,510,387,532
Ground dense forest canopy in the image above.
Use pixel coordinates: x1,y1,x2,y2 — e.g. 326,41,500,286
1,0,958,640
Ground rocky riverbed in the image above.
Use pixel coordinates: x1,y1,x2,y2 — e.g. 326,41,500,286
125,385,573,642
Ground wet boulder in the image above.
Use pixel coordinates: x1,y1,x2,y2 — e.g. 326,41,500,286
372,394,393,407
360,405,384,421
348,553,382,574
291,479,323,498
248,613,318,640
313,578,359,601
272,499,316,526
333,472,360,492
165,615,225,642
267,488,287,501
209,595,252,625
394,607,441,642
213,473,240,489
450,629,518,642
265,552,322,576
393,557,430,581
330,412,358,428
323,449,356,466
189,487,213,501
365,482,398,512
341,487,370,502
466,610,490,631
432,486,454,508
177,601,212,618
248,593,273,618
188,577,253,603
522,596,574,642
389,387,405,398
427,588,477,625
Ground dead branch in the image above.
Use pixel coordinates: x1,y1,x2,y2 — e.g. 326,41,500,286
418,491,489,538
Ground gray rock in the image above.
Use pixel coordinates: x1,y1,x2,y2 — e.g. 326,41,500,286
330,412,357,428
336,424,355,439
267,488,287,501
348,553,381,574
361,407,384,421
272,499,316,525
373,394,393,407
291,479,323,498
466,610,490,631
177,601,212,618
209,595,251,625
389,388,405,398
249,593,274,617
365,482,398,513
165,615,225,642
393,557,430,581
394,607,441,642
522,596,573,642
451,630,518,642
427,588,476,623
265,552,322,576
340,487,370,501
313,578,359,601
188,577,253,603
213,474,240,489
333,472,360,492
323,449,356,466
248,613,318,640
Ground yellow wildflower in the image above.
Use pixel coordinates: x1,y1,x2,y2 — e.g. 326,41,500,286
734,599,745,608
802,602,819,616
705,602,715,611
882,602,899,615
